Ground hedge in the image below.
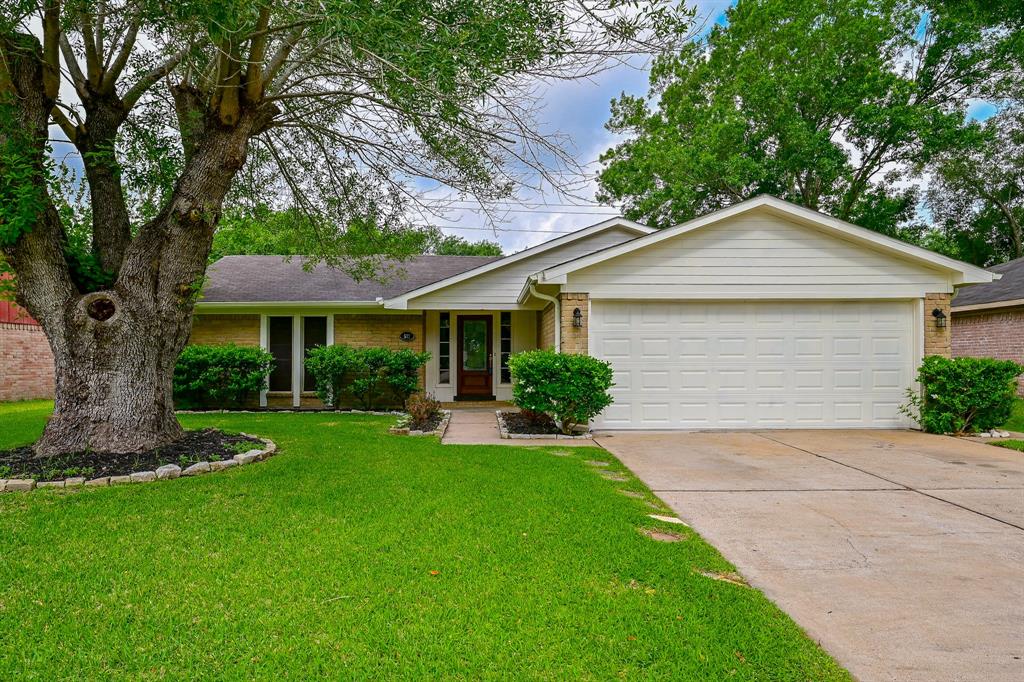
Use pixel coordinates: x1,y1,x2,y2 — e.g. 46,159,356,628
173,344,274,409
508,349,614,434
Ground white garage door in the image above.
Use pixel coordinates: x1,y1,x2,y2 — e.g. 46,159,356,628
590,300,916,429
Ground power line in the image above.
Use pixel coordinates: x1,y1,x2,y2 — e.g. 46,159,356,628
421,224,586,234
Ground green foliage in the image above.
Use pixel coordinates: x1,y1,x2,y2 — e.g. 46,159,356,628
901,356,1024,434
210,208,502,263
173,344,274,409
926,107,1024,266
598,0,1020,240
305,345,429,410
305,344,361,409
425,230,502,257
508,350,614,434
0,103,50,248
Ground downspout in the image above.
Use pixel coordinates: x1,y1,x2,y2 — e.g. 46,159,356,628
528,282,559,352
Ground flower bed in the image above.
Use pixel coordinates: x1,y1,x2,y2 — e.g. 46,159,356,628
496,410,592,440
0,429,276,492
390,410,451,437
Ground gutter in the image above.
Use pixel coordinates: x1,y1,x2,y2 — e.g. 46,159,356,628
528,282,559,351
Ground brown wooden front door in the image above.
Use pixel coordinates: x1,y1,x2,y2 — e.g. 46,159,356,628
456,315,493,399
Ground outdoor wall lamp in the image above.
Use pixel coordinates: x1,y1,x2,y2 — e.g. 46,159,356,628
932,308,947,328
572,307,583,328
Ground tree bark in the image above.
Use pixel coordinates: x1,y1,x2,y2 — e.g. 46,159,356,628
35,290,187,455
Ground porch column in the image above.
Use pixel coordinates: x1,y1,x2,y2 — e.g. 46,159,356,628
558,293,588,354
924,292,951,358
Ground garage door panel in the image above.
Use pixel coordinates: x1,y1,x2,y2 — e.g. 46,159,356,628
591,301,915,429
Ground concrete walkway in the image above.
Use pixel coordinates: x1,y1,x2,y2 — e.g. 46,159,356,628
442,408,593,446
595,429,1024,682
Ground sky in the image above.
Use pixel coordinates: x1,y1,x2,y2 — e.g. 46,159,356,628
423,1,736,255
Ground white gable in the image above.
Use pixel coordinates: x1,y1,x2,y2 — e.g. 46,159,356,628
563,209,956,300
403,225,642,309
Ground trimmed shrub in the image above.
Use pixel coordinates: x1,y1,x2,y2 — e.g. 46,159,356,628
305,344,360,409
305,345,430,410
350,347,430,410
173,344,274,409
901,355,1024,434
508,349,614,434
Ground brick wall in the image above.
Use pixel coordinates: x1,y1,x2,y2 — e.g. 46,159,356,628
189,314,260,345
538,303,555,350
924,293,952,358
0,322,55,401
333,314,424,351
952,307,1024,396
559,293,588,354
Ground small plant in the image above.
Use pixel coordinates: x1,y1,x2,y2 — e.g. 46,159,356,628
901,355,1024,434
0,464,12,478
406,392,442,430
508,349,614,435
174,344,274,409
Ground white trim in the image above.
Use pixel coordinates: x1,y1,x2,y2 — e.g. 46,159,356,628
951,297,1024,313
383,218,653,309
291,316,302,407
326,313,335,345
259,315,268,408
536,196,995,285
195,301,381,311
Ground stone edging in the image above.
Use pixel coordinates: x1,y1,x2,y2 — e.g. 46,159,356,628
390,410,451,437
0,435,277,493
496,410,593,440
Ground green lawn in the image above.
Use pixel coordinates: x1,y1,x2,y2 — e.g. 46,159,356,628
1003,398,1024,433
0,402,848,680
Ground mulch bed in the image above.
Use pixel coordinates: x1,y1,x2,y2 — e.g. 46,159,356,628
408,414,443,432
0,429,263,481
499,411,561,435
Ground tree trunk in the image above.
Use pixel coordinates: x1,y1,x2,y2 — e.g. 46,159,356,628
33,289,189,457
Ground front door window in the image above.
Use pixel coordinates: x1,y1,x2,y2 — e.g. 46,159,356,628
462,319,488,371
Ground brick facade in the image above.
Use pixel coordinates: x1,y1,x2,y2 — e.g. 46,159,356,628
952,307,1024,396
333,314,424,352
538,303,555,350
924,293,952,358
189,314,260,345
0,322,55,401
558,293,588,354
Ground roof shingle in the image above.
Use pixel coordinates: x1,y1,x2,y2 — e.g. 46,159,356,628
952,257,1024,309
200,255,500,303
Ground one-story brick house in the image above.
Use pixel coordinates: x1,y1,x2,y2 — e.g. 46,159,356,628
951,256,1024,395
192,195,994,429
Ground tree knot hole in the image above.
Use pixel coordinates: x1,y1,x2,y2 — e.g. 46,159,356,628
86,296,117,322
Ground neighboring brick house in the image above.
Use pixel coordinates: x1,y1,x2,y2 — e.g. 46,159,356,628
952,256,1024,396
0,296,56,402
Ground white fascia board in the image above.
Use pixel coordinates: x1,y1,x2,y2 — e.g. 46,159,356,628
381,217,653,309
536,195,996,285
194,300,382,310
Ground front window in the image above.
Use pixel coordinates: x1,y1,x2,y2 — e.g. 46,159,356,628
268,316,292,392
439,312,450,384
500,312,512,384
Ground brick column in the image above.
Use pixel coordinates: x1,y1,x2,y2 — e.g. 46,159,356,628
558,293,588,354
924,293,951,358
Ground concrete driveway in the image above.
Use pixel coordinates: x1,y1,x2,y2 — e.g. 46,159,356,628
594,429,1024,682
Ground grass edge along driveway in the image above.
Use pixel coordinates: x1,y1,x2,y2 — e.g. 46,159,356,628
0,402,849,680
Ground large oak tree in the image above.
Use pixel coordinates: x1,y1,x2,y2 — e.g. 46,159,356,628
0,0,689,456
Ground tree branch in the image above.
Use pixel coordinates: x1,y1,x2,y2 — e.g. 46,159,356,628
122,49,185,110
244,6,272,103
99,19,139,94
41,0,61,99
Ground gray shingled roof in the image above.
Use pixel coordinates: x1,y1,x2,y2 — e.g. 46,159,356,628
952,256,1024,309
201,255,500,303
